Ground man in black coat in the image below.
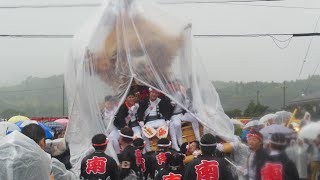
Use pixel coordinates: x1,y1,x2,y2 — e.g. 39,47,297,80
80,134,118,180
118,127,140,180
183,133,233,180
151,138,178,176
133,137,156,180
137,88,173,151
260,133,299,180
155,153,185,180
109,90,140,154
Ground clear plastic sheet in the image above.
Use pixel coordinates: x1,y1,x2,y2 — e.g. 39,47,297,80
51,158,78,180
0,131,51,180
65,0,234,167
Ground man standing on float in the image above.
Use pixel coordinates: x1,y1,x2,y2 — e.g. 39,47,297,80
169,82,200,151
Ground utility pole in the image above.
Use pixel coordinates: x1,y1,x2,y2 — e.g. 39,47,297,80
62,81,65,117
256,90,260,105
282,81,287,109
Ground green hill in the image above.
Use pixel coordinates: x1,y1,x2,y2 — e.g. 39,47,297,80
0,75,66,118
215,76,320,111
1,75,320,118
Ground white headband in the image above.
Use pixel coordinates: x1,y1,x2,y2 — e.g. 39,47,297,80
158,141,172,147
200,142,217,147
270,140,286,146
119,131,134,139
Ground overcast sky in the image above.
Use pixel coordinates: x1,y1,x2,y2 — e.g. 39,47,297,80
0,0,320,86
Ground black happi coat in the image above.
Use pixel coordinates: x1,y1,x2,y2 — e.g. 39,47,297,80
155,168,184,180
80,151,118,180
260,152,299,180
113,104,139,130
137,97,173,123
183,155,233,180
142,151,157,179
152,148,178,176
246,148,269,180
118,145,140,179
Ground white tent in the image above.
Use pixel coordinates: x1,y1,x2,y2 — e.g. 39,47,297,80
65,0,235,171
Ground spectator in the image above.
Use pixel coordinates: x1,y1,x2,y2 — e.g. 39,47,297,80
245,131,269,180
22,124,77,180
261,133,299,180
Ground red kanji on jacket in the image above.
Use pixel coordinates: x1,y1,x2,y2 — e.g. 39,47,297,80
163,173,182,180
156,152,171,165
135,149,142,166
195,160,219,180
135,149,146,172
261,162,283,180
86,156,107,174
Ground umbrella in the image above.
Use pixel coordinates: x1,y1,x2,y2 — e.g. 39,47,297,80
16,120,54,139
230,119,244,126
260,124,293,135
298,121,320,140
45,122,65,131
0,122,20,136
259,114,277,125
243,120,263,129
275,111,292,124
54,119,69,128
8,115,30,123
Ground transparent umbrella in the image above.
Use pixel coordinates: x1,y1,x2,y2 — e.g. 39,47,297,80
259,114,277,125
298,121,320,140
260,124,293,135
275,111,292,124
243,120,263,130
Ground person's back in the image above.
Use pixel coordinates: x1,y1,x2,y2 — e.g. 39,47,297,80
153,138,178,176
80,133,118,180
155,153,185,180
81,151,118,180
183,133,233,180
261,133,299,180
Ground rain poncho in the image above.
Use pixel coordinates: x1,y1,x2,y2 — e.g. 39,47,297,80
286,142,309,178
0,131,51,180
65,0,234,171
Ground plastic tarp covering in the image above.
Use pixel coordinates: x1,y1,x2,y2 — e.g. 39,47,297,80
65,0,234,168
0,131,51,180
51,158,78,180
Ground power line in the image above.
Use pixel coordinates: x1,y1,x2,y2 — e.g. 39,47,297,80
298,16,320,78
0,34,73,38
0,3,100,9
193,32,320,38
159,0,284,3
0,1,319,10
1,32,320,39
159,1,320,10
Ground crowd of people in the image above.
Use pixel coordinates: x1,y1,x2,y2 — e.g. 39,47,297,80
1,83,320,180
104,83,200,153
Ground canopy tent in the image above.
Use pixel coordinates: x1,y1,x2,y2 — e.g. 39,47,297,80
65,0,235,171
